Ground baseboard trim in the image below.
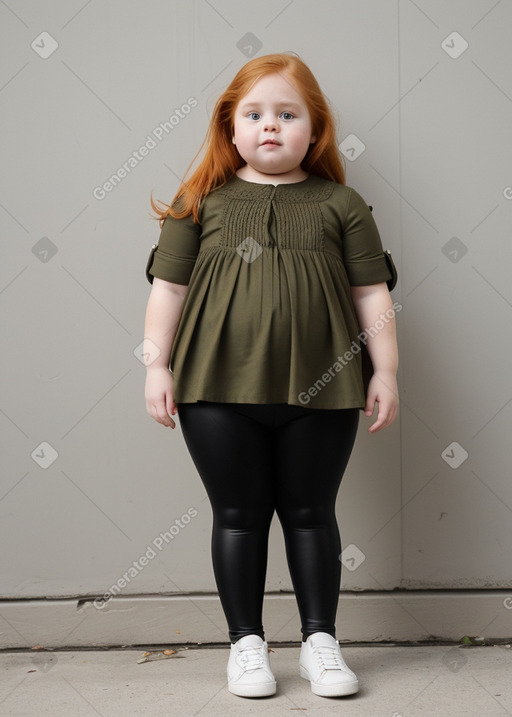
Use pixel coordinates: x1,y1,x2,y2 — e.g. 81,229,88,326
1,591,511,648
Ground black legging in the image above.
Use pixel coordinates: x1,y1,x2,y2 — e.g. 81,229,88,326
176,401,359,644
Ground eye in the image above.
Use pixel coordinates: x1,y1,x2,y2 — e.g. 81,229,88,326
280,111,294,120
248,112,260,120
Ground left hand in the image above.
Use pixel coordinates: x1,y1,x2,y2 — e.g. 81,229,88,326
364,372,399,433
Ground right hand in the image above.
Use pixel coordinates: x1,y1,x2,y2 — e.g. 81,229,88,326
145,366,178,429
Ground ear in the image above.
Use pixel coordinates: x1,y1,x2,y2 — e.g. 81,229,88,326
310,134,317,144
232,137,236,144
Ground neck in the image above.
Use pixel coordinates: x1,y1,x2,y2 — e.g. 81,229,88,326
235,165,309,185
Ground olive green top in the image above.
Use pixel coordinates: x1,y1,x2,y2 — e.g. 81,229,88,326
148,173,392,409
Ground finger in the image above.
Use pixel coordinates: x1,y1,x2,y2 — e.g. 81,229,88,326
148,407,163,425
151,402,174,428
158,410,174,428
368,406,390,433
166,393,177,418
364,394,376,417
164,399,177,428
369,402,397,433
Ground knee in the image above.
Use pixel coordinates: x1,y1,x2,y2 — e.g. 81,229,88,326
276,504,335,530
215,505,274,532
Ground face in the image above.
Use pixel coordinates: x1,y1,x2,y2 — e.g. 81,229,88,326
232,72,316,180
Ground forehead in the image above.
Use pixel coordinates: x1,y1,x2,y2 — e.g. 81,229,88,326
239,72,305,105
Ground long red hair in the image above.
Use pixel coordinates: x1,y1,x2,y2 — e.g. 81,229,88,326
150,52,346,225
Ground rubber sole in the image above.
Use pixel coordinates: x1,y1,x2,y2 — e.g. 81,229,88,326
299,665,359,696
227,680,277,697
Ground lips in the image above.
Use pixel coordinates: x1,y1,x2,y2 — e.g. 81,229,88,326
261,139,280,145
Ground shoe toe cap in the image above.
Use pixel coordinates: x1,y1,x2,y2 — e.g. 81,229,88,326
320,668,357,685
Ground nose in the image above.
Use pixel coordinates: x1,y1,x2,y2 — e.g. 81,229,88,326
263,116,279,132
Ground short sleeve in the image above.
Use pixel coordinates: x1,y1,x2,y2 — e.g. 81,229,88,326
341,188,392,286
148,213,201,285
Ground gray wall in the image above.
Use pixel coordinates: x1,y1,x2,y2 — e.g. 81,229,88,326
1,0,512,646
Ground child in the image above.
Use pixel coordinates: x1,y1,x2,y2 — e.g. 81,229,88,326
144,52,399,699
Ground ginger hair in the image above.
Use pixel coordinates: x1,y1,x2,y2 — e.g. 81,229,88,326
150,52,346,225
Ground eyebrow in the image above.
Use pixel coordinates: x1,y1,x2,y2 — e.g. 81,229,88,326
238,100,303,111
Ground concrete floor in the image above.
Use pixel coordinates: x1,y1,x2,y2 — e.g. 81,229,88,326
0,643,511,716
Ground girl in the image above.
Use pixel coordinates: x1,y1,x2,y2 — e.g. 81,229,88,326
144,52,399,699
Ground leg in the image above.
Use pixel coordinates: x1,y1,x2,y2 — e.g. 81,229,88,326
177,401,275,643
272,407,359,641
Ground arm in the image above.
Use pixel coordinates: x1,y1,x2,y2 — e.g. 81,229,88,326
350,282,399,433
144,277,188,429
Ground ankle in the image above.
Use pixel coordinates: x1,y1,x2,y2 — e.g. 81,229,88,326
231,633,265,645
302,631,337,643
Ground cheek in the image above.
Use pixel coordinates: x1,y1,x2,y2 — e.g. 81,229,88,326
290,128,313,150
232,131,254,160
234,125,255,146
235,134,252,153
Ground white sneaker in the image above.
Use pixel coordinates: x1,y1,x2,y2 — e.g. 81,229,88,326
227,634,277,697
299,632,359,697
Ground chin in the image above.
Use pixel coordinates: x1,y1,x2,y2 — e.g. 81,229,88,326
256,161,292,172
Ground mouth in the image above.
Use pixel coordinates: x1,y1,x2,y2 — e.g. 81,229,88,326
261,139,280,146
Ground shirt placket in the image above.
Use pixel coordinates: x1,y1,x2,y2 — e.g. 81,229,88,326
267,187,278,310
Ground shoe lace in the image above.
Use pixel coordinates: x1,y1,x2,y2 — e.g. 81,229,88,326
239,644,265,671
313,645,344,671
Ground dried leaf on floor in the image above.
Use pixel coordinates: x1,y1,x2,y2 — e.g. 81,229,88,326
137,649,186,664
